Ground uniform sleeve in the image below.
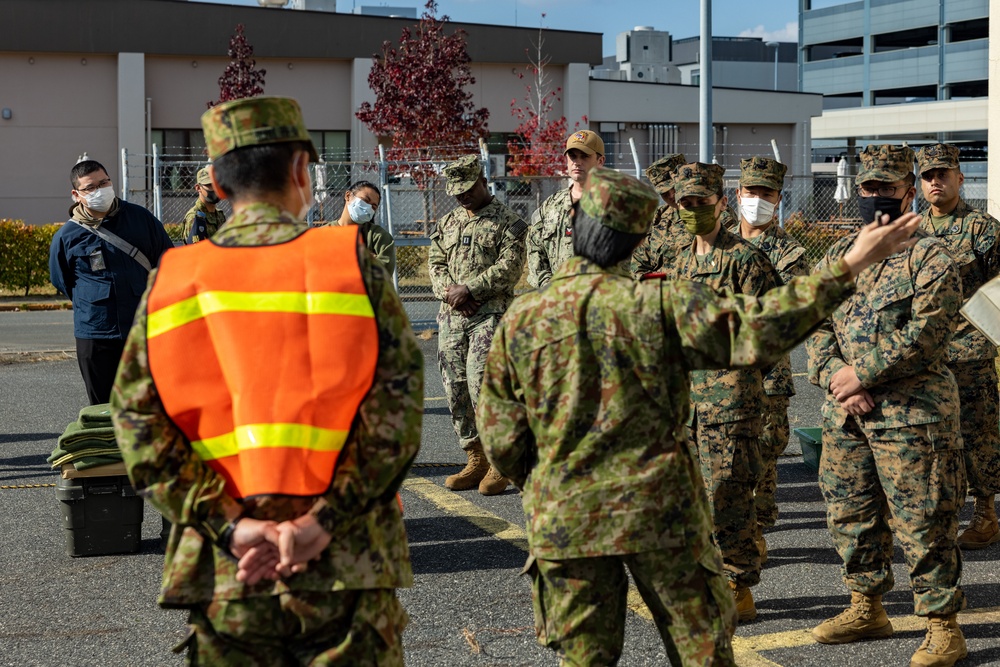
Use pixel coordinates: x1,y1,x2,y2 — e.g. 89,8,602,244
526,208,551,289
630,234,655,278
467,217,527,302
311,245,423,535
368,225,397,277
851,243,962,389
973,212,1000,288
427,219,451,301
669,260,854,371
110,269,243,543
48,229,72,298
181,209,197,246
478,318,534,489
777,244,811,284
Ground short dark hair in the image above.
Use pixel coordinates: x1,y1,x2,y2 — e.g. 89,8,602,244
212,141,313,200
903,172,916,187
70,160,109,188
571,208,645,268
347,180,379,197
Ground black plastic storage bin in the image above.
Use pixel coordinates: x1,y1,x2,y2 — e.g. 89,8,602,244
56,474,143,557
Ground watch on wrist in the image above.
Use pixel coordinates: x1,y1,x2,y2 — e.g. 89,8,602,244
216,519,238,558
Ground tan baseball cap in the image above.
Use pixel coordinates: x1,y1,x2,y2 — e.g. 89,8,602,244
196,167,213,186
565,130,605,157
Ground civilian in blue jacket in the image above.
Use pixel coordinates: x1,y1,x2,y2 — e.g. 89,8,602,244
49,159,173,404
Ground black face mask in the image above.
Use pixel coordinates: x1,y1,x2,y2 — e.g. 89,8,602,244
858,196,905,224
203,190,220,205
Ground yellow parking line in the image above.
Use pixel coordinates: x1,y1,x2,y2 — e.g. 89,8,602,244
401,476,1000,666
424,396,446,401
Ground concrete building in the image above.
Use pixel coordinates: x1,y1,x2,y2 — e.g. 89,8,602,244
800,0,988,168
1,0,822,224
671,36,797,92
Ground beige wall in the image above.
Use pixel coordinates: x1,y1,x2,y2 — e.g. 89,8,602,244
0,54,119,223
468,63,567,134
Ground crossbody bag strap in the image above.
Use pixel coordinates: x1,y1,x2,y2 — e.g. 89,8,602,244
71,219,152,272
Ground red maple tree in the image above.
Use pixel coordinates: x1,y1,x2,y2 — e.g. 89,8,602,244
356,0,489,186
208,24,266,108
507,19,586,178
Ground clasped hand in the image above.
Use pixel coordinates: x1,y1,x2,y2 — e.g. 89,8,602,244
228,515,332,585
829,366,874,416
445,284,480,316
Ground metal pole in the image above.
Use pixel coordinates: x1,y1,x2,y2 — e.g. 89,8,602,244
699,0,713,163
771,139,784,227
120,148,128,203
152,143,162,220
628,137,641,178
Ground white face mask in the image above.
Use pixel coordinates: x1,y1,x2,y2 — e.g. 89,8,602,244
78,186,115,213
740,196,777,227
347,195,375,224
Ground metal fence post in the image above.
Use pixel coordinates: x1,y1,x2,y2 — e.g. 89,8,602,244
152,143,162,221
120,148,129,203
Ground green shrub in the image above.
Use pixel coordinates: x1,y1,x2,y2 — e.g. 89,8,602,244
0,220,60,296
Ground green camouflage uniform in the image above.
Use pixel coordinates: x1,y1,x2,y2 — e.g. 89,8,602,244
664,163,780,590
478,167,860,666
806,144,966,617
631,154,686,277
111,97,422,665
526,185,575,288
731,157,811,529
182,198,226,244
916,144,1000,499
428,155,527,454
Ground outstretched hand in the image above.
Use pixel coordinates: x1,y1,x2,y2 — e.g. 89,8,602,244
841,212,921,279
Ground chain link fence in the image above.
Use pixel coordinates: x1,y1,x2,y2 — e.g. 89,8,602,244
120,144,989,329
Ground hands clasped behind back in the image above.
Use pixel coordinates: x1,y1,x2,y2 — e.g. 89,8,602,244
231,514,333,585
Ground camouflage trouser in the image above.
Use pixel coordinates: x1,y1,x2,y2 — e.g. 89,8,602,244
525,549,736,667
177,589,407,666
819,416,966,616
952,360,1000,497
754,395,791,529
437,309,501,451
689,413,762,589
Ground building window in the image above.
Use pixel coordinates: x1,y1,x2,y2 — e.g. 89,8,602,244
691,70,700,85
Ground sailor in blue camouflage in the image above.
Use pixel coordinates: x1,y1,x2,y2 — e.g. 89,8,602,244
916,143,1000,551
806,144,968,662
729,157,810,555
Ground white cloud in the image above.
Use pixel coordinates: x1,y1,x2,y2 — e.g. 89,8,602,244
738,21,798,43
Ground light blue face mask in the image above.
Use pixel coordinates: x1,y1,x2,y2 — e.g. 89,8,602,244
347,195,375,224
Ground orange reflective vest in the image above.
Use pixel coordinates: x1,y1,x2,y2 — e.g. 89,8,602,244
146,226,378,500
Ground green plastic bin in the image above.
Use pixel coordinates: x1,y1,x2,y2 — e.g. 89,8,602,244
793,427,822,473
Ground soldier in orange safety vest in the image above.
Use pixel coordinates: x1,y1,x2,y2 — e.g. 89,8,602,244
111,96,424,666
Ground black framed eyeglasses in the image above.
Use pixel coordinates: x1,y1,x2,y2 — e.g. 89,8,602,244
856,184,904,198
76,178,112,194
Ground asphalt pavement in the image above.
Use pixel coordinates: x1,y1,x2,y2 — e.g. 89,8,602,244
2,309,1000,666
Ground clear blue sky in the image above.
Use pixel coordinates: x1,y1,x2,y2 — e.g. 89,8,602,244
195,0,800,55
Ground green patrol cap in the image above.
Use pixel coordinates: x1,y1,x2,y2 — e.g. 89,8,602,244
856,144,914,184
196,167,213,186
915,143,960,175
673,162,725,199
645,154,686,194
444,154,483,196
580,167,659,235
739,156,786,191
201,96,318,162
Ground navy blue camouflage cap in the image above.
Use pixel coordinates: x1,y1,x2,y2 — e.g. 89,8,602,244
444,155,484,196
580,167,659,234
856,144,914,184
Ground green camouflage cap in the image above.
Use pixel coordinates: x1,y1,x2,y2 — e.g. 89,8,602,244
196,167,213,186
444,154,483,196
645,154,686,193
580,167,659,234
915,143,960,175
739,156,786,191
855,144,914,184
673,162,725,199
200,96,318,162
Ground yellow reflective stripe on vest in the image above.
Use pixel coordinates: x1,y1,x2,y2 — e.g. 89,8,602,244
148,290,375,339
190,423,348,462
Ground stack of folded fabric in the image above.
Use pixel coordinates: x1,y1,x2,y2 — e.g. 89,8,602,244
48,404,122,471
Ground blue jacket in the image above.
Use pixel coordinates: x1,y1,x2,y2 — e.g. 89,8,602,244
49,200,173,340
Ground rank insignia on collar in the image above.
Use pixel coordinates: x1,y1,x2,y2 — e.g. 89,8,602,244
462,235,471,246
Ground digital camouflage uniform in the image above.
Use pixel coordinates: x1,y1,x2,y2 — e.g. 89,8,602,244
806,144,965,617
631,153,686,277
664,163,780,591
428,155,527,455
730,157,811,530
183,168,226,244
915,144,1000,502
111,97,423,666
478,167,862,667
526,185,575,288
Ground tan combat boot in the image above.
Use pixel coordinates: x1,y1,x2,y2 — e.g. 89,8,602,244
755,524,768,566
478,466,509,496
729,581,757,623
812,591,894,644
444,446,490,491
957,494,1000,550
909,615,967,667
